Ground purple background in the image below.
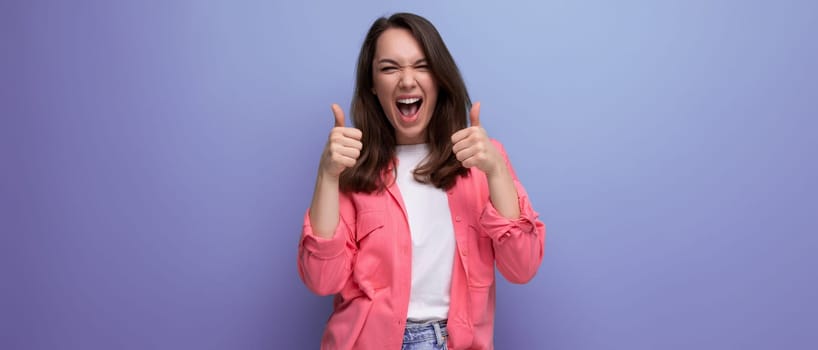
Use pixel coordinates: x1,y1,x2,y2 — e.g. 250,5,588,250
3,0,817,349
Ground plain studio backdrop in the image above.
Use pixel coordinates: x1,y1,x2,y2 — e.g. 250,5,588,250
2,0,816,349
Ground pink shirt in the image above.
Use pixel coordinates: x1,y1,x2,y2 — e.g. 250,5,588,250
298,140,546,350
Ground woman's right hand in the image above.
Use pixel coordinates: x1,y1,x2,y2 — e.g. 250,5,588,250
319,104,363,179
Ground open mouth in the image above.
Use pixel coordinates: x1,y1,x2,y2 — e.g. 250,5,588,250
396,97,423,121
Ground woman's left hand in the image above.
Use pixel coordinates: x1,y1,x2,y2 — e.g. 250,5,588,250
451,102,505,177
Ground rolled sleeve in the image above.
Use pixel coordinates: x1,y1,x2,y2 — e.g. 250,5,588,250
479,186,539,243
478,139,546,284
297,208,355,296
300,210,349,260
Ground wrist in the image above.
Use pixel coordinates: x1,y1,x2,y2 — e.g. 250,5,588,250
317,170,341,185
485,161,508,179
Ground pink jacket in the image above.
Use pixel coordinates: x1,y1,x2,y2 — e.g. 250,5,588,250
298,140,546,350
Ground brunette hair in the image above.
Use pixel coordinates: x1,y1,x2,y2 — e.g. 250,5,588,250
340,12,471,193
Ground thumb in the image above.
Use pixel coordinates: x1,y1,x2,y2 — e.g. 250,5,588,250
469,102,481,127
331,104,345,127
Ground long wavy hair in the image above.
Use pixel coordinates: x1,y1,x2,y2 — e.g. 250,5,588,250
340,13,471,193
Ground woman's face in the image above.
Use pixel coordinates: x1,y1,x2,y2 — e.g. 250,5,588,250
372,28,438,145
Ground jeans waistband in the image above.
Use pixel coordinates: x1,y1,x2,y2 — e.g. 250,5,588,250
403,319,448,346
405,319,447,329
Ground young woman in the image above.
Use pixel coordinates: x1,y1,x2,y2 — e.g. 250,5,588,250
298,12,545,350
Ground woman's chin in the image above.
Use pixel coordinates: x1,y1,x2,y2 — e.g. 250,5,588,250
395,129,425,145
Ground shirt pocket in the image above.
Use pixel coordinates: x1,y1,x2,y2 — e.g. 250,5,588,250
353,210,390,291
466,224,496,288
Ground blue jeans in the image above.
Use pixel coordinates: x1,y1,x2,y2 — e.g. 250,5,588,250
401,319,448,350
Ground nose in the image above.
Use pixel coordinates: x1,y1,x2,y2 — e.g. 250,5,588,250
398,71,417,90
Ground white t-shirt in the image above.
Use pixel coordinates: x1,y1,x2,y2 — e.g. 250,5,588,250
395,143,456,322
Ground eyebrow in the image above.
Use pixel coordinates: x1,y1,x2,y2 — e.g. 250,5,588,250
377,58,427,66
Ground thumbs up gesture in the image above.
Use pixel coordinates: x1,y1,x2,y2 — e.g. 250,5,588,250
451,102,504,176
319,104,363,179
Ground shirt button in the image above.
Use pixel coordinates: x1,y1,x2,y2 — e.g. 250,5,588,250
455,216,461,222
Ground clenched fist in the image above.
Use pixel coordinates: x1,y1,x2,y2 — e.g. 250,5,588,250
319,104,363,178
